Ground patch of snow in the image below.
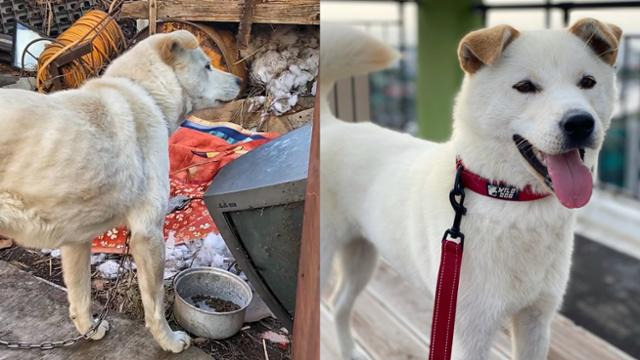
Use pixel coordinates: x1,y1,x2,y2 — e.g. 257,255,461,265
97,260,121,279
162,232,236,279
69,232,239,281
41,248,60,258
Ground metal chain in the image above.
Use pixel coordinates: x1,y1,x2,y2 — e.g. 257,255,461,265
0,238,131,350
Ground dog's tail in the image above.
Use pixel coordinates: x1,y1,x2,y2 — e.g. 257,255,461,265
319,23,400,100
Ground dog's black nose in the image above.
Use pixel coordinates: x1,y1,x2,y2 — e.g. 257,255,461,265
560,111,594,144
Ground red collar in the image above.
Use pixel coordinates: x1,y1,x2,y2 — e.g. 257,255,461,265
456,159,550,201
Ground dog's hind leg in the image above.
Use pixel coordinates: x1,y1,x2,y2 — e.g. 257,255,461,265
61,242,110,340
329,239,378,360
0,192,36,239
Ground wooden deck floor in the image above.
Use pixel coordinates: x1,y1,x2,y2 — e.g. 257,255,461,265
321,260,634,360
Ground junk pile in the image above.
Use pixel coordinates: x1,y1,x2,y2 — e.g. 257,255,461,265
242,25,318,116
1,0,319,130
0,2,317,346
0,1,318,349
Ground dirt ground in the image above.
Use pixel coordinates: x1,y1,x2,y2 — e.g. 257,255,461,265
0,245,291,360
0,63,20,76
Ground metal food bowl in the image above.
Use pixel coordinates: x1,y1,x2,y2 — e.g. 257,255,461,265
173,267,252,339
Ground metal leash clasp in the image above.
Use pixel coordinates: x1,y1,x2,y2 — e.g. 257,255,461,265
442,165,467,247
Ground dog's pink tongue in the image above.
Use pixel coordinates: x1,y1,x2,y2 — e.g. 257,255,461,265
546,150,592,209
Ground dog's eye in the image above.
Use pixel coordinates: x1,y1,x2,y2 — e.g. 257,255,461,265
205,64,212,71
512,80,539,94
578,75,596,89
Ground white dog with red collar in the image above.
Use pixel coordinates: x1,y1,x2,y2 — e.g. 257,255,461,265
320,19,621,360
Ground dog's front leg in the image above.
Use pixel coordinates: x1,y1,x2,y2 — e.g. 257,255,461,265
510,297,556,360
61,242,110,340
129,228,190,353
451,299,504,360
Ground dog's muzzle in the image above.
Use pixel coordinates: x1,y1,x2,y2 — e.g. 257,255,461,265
513,134,592,209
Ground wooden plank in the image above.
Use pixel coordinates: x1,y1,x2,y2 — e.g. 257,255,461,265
365,262,511,360
549,315,634,360
351,293,428,359
292,94,319,359
327,87,337,116
353,75,371,122
148,0,157,34
121,0,320,25
322,259,634,360
189,97,313,133
331,76,370,123
335,78,355,122
236,0,256,50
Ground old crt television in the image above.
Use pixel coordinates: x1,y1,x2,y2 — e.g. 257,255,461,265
204,124,311,330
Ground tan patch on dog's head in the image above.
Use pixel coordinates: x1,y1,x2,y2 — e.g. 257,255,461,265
569,18,622,66
159,30,199,65
458,24,520,74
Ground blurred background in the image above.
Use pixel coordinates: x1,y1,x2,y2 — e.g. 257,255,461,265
323,0,640,358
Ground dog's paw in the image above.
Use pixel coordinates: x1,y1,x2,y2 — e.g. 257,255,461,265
88,319,110,340
160,330,191,353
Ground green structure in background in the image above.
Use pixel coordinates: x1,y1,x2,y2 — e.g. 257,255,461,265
417,0,482,142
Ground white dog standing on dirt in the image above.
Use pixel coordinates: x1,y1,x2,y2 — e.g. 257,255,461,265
320,19,621,359
0,30,240,352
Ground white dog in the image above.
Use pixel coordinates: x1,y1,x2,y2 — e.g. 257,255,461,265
0,30,240,352
320,19,621,359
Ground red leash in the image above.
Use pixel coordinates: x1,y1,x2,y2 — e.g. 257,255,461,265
429,165,466,360
428,161,549,359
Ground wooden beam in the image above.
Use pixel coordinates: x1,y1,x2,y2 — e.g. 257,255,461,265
121,0,320,25
148,0,157,34
236,0,256,50
292,93,319,359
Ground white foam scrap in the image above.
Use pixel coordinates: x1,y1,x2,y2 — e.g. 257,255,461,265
97,260,121,279
260,330,290,345
90,253,106,265
242,25,319,115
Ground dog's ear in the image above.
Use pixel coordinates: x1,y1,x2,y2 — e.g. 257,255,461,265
569,18,622,66
159,30,199,65
458,25,520,74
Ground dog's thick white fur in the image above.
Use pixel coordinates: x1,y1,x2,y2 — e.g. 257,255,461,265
320,19,621,360
0,30,240,352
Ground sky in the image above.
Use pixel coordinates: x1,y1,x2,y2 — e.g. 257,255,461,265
321,0,640,47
